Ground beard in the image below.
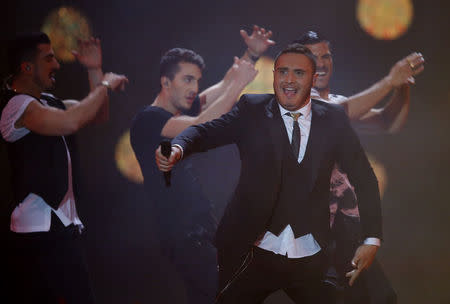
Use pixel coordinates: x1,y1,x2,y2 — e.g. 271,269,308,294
33,70,55,91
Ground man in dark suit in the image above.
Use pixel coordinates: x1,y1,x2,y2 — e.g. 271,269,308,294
156,43,382,304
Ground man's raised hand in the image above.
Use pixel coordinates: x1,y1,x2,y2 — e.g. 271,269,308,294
386,52,425,87
72,37,102,70
241,25,275,59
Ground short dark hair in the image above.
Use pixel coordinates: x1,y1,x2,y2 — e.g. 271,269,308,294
7,32,51,76
159,48,205,80
274,43,317,74
293,31,331,50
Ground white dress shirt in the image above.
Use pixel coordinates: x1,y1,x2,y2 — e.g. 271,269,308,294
0,93,83,233
256,99,323,258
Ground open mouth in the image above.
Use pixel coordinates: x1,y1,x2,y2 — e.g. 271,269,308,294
186,96,196,104
49,72,56,83
282,87,297,98
317,71,327,77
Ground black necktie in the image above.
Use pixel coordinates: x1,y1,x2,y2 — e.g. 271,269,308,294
287,112,301,160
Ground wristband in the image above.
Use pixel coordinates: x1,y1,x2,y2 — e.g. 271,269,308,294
100,80,112,90
247,49,260,62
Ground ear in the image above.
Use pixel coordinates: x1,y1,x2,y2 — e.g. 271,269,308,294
160,76,170,88
20,62,33,74
312,72,318,88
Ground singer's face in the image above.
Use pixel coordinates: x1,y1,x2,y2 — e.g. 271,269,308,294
305,42,333,91
31,43,60,91
168,62,202,112
273,53,316,111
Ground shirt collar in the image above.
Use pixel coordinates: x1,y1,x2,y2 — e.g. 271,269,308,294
278,98,312,119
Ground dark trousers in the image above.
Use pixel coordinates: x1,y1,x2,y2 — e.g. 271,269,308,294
6,213,95,304
217,246,327,304
163,237,218,304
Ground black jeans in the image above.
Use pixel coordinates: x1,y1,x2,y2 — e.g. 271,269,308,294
217,246,327,304
162,232,218,304
6,213,95,304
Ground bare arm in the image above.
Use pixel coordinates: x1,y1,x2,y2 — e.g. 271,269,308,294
161,58,257,138
17,73,128,136
199,25,274,110
343,52,424,132
69,37,109,122
356,84,410,133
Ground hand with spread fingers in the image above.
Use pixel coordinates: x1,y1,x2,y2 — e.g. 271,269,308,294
240,24,276,59
72,37,102,70
346,244,378,286
386,52,425,87
155,145,182,172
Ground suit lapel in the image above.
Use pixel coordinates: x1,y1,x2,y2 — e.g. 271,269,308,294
263,97,330,192
307,100,329,192
264,96,287,165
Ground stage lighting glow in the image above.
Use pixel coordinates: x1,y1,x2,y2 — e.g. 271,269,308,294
357,0,413,40
41,6,92,62
367,153,388,198
115,130,143,184
240,56,274,96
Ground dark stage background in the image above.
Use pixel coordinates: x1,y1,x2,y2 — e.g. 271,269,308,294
1,0,449,303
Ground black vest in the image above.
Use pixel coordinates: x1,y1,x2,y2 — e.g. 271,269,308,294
0,88,69,210
267,127,317,237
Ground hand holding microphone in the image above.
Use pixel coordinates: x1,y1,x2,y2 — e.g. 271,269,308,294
155,140,182,186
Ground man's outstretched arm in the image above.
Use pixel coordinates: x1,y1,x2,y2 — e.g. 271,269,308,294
161,58,256,138
156,95,248,172
199,24,275,111
342,52,424,133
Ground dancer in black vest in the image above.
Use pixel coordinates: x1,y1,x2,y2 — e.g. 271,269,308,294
156,44,382,304
1,32,128,304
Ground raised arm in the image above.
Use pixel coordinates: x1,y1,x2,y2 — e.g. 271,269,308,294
161,58,257,138
65,37,109,122
343,52,424,133
17,72,128,136
199,25,274,111
156,95,247,173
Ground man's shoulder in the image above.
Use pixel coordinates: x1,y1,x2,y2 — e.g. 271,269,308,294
132,105,172,126
41,92,58,100
311,98,347,121
328,93,347,104
311,88,347,105
312,98,344,111
241,93,274,103
130,105,172,144
137,104,172,115
239,94,274,108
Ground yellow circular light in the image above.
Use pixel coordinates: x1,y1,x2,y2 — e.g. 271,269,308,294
240,56,274,96
357,0,413,40
115,130,143,184
41,6,92,62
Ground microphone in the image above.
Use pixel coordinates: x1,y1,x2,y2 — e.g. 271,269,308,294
160,139,172,187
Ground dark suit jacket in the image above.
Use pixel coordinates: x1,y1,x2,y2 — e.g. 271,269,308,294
172,94,382,269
